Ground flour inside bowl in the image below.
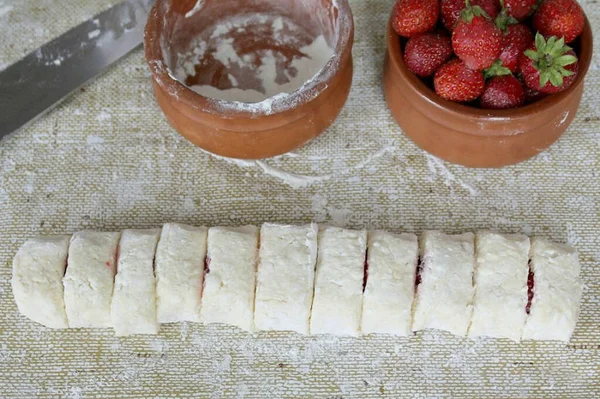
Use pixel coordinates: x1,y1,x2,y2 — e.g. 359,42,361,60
170,13,335,104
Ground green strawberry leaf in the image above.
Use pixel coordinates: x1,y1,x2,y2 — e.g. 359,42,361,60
549,69,564,87
471,5,490,19
525,49,539,61
484,60,512,79
535,32,546,51
555,55,578,66
560,68,575,77
546,36,557,52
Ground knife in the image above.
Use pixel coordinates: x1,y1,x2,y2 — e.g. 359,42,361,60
0,0,154,139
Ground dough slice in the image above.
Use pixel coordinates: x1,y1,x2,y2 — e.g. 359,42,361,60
155,223,208,323
412,231,475,337
63,231,120,328
110,229,160,336
468,232,529,341
254,223,318,334
310,226,367,336
521,238,582,342
361,231,418,336
200,226,259,332
12,236,70,329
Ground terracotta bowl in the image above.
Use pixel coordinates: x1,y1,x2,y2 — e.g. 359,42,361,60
383,14,593,168
144,0,354,159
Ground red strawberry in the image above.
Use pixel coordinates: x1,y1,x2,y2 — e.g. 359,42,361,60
404,33,454,77
503,0,537,20
453,6,503,70
441,0,500,31
498,23,534,73
480,75,525,108
434,59,485,102
533,0,585,43
392,0,440,38
520,33,579,93
525,86,548,103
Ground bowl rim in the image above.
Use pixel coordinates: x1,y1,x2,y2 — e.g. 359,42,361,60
144,0,354,119
386,13,593,122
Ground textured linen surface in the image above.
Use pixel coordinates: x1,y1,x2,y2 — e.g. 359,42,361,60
1,0,599,397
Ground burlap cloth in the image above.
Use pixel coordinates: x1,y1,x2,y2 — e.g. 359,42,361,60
0,0,599,397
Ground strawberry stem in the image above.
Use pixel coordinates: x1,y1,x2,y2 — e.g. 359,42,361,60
526,33,578,87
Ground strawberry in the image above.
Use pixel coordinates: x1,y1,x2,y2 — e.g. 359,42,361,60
533,0,585,43
392,0,440,38
525,86,548,103
498,23,534,73
452,3,503,70
404,33,454,77
441,0,500,31
503,0,537,21
520,34,579,94
480,75,526,108
434,59,485,102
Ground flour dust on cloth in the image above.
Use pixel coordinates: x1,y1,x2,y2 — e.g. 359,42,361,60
12,224,582,342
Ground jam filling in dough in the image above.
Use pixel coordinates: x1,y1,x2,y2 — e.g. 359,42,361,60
361,231,418,336
200,226,259,332
110,229,161,337
155,223,208,324
63,231,120,328
468,232,530,342
12,236,71,329
310,226,367,336
412,231,476,337
254,223,318,334
521,238,582,342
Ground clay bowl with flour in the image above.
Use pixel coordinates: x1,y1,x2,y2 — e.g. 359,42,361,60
145,0,354,159
383,14,593,168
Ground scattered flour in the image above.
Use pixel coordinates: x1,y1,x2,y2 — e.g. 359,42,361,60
88,29,101,39
255,160,331,189
184,0,204,18
96,110,112,122
86,136,105,145
0,4,13,18
425,154,480,196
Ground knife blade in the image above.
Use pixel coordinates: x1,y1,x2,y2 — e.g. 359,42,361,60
0,0,155,139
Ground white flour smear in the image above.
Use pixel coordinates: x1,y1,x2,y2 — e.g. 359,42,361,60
172,14,334,104
189,35,333,103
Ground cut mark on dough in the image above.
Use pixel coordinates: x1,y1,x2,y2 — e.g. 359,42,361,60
526,262,534,314
362,250,369,293
201,257,210,297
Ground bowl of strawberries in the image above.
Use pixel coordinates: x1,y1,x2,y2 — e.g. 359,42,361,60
383,0,593,168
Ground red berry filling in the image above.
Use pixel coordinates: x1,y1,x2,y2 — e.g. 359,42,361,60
526,263,534,314
414,256,423,288
363,251,369,293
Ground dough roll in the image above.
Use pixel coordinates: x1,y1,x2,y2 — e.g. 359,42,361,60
11,225,583,342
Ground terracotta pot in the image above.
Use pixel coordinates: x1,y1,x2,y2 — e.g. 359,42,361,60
144,0,354,159
383,14,593,168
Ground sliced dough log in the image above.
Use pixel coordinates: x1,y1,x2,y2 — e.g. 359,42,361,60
110,229,161,336
468,232,529,342
521,238,582,342
63,231,120,328
310,226,367,336
12,236,71,329
412,231,475,337
254,223,318,334
155,223,208,323
200,226,259,332
361,231,418,336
